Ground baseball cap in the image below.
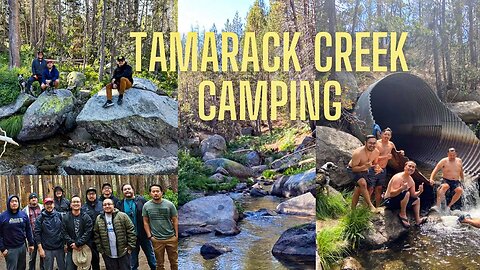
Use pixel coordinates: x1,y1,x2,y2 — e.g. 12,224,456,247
44,198,54,204
29,193,38,199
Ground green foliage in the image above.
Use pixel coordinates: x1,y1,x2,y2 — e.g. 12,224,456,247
282,163,315,176
316,191,347,220
0,115,24,138
138,70,177,96
317,226,349,270
262,170,276,179
178,180,192,206
163,189,178,208
223,151,247,165
234,200,244,215
277,128,296,152
0,67,21,106
341,207,372,249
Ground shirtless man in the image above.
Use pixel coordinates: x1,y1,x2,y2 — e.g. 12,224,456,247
458,214,480,228
348,135,380,211
384,161,426,227
369,128,405,207
429,148,464,212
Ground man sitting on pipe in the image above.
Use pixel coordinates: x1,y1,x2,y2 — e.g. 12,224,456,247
429,148,464,212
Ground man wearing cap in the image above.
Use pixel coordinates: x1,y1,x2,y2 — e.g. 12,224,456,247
41,60,60,94
0,195,35,270
35,198,65,270
99,183,120,206
62,195,93,270
103,56,133,108
26,51,47,95
22,193,44,270
81,187,102,270
116,184,156,270
94,198,136,270
143,184,178,270
53,186,70,218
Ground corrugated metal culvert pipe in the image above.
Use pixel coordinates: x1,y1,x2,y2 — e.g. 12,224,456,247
353,73,480,180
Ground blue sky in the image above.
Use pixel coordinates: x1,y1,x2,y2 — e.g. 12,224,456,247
178,0,256,33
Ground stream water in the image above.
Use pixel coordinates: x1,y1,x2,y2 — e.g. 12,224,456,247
178,194,315,270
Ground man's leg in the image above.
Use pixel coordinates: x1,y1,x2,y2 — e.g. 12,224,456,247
117,77,132,105
357,178,376,211
103,83,115,108
5,246,24,270
351,186,361,210
28,244,37,270
412,198,422,223
399,191,411,226
91,244,100,270
448,186,463,208
464,218,480,228
65,251,76,270
43,249,55,270
436,184,449,207
41,83,48,90
375,186,383,208
164,237,178,270
152,238,167,270
53,80,59,88
140,238,157,270
117,253,131,270
26,76,36,93
53,248,66,270
102,254,116,270
130,243,141,270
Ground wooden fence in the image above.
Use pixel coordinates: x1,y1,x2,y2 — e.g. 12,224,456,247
0,175,177,211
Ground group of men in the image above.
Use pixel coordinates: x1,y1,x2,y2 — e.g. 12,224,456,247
25,51,134,108
349,127,466,228
0,183,178,270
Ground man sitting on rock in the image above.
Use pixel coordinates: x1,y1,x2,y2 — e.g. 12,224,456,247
103,56,133,108
384,161,427,228
26,51,46,95
41,59,60,95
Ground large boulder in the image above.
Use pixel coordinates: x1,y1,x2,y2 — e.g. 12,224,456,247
0,93,36,119
276,192,316,216
60,148,177,175
131,77,169,96
76,86,177,147
316,126,362,188
271,168,316,197
446,101,480,124
360,208,409,249
66,72,86,89
272,223,316,261
17,90,75,141
204,158,255,179
201,135,226,161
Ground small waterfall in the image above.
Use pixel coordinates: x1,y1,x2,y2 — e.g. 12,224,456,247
462,177,480,211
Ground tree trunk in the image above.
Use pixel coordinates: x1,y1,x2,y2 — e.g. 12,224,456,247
440,0,453,89
30,0,36,49
468,1,477,67
351,0,360,35
432,5,443,100
98,0,107,81
325,0,336,79
8,0,21,68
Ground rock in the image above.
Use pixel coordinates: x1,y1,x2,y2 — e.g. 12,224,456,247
66,72,86,89
241,127,254,136
200,243,233,259
382,260,407,270
361,208,409,249
446,101,480,123
276,193,316,216
294,136,315,152
336,71,359,110
244,208,278,217
210,173,227,183
245,151,261,167
201,135,226,161
0,93,36,119
204,158,255,179
271,146,315,171
185,137,201,157
76,87,178,147
250,188,268,197
17,90,75,141
119,146,143,154
272,223,316,261
271,168,316,197
131,77,169,96
341,257,364,270
61,148,177,175
215,167,229,175
214,219,241,236
20,164,38,175
183,227,212,236
316,126,363,188
252,165,268,175
235,183,248,191
0,161,14,175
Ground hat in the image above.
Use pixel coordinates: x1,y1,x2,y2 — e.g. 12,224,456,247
44,197,54,204
72,245,92,270
102,183,112,189
116,56,126,61
29,193,38,199
86,187,97,194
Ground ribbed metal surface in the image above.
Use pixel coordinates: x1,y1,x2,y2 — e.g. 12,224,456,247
353,73,480,179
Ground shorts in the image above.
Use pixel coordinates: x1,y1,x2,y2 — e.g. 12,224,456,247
347,166,370,187
442,178,461,190
368,167,387,187
384,190,418,210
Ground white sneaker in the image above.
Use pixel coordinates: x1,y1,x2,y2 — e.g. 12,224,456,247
430,205,440,212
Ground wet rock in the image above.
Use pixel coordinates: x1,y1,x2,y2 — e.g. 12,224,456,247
183,227,213,236
20,164,38,175
272,223,316,260
205,158,255,179
276,193,316,216
0,93,36,119
361,208,409,249
250,188,267,197
200,243,233,259
235,183,248,191
241,127,254,136
341,257,364,270
66,72,86,89
18,90,75,141
382,260,406,270
271,168,316,197
316,126,363,188
201,134,226,161
61,148,177,175
76,85,177,147
214,219,241,236
244,208,277,217
446,101,480,124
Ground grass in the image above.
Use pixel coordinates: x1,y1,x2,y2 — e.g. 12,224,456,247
317,226,349,269
223,151,247,165
316,191,348,220
262,169,276,179
0,114,24,138
282,163,315,176
341,207,372,249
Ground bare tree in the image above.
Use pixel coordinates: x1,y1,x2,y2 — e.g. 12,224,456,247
8,0,21,68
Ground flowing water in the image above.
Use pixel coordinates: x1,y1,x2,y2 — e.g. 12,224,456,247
178,194,315,270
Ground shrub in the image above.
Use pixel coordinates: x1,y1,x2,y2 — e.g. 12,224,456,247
0,114,24,138
341,207,372,248
0,67,21,106
317,226,349,269
162,189,178,208
262,170,276,179
316,191,347,220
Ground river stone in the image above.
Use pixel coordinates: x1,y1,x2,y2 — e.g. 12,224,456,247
341,257,364,270
270,148,315,171
250,188,268,197
446,101,480,124
183,227,212,236
60,148,177,175
200,243,233,259
271,168,316,197
316,126,363,188
201,134,226,161
0,93,36,119
179,194,239,229
276,192,316,216
361,208,409,249
272,223,316,260
20,164,39,175
214,219,241,236
76,86,178,147
204,158,255,179
66,72,86,89
18,90,75,141
244,208,278,217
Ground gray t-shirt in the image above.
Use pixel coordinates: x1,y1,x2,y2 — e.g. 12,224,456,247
105,214,117,258
142,199,177,240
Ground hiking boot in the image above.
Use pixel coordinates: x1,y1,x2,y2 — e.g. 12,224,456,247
102,100,114,108
117,95,123,105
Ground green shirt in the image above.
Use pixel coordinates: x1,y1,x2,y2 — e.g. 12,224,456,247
142,199,177,240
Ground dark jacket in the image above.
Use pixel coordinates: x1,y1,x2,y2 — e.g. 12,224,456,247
54,196,70,217
99,194,119,206
115,195,148,241
81,198,103,225
0,195,35,252
34,209,64,250
32,58,47,76
94,209,136,257
42,65,59,84
112,63,133,84
62,211,93,251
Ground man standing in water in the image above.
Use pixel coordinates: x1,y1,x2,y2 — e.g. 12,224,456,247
348,135,381,211
429,148,464,212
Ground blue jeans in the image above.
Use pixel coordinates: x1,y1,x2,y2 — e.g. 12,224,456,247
131,238,156,270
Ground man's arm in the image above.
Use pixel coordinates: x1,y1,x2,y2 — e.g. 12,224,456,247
125,215,137,250
143,216,152,239
172,216,178,238
351,150,370,172
25,217,34,247
459,159,464,181
388,176,408,197
76,215,93,247
52,67,60,81
429,159,444,185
